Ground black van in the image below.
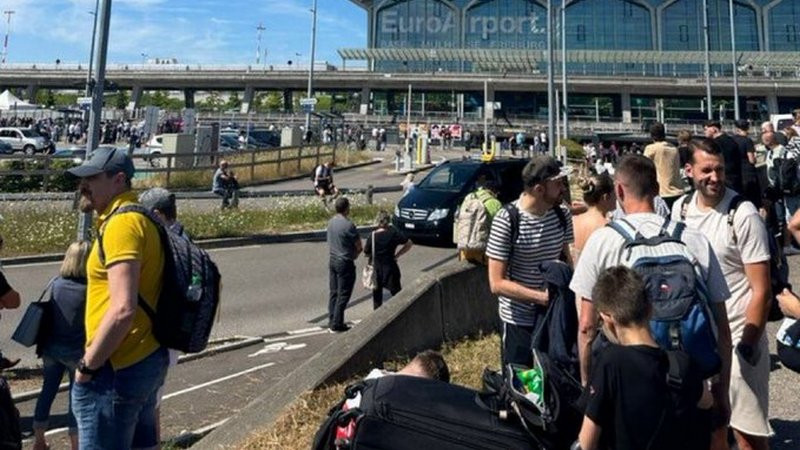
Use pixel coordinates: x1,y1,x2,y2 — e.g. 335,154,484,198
393,158,528,245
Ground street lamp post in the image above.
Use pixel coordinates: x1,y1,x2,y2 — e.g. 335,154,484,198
1,10,15,65
304,0,318,134
547,0,556,155
728,0,740,120
85,0,100,123
77,0,112,241
702,0,713,120
256,22,265,66
141,52,148,64
561,0,568,140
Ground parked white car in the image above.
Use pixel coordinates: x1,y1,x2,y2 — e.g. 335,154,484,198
0,127,50,155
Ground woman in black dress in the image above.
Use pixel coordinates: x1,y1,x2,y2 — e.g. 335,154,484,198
364,211,413,309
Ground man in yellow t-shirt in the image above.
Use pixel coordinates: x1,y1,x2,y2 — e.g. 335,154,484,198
67,147,168,450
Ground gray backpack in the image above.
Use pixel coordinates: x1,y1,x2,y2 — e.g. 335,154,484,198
454,190,494,250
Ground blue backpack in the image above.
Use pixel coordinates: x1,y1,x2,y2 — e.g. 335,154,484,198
607,217,721,379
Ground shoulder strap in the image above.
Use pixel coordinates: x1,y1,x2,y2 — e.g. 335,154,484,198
606,219,635,243
37,277,58,303
504,203,521,262
679,194,691,221
727,195,745,244
552,205,567,232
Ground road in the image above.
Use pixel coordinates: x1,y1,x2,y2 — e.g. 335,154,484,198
0,241,454,369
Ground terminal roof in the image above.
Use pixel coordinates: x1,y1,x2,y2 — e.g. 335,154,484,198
338,48,800,71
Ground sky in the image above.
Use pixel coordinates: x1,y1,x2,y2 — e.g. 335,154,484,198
0,0,367,65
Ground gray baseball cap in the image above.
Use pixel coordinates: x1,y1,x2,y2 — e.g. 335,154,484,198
139,187,175,212
66,147,135,179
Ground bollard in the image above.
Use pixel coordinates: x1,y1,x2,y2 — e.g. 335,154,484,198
366,185,374,205
394,151,401,172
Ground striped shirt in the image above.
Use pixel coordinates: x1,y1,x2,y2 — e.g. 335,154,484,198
486,201,574,327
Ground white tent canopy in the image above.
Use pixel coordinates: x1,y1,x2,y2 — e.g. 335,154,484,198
0,90,38,111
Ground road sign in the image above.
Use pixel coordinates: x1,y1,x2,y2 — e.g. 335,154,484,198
77,96,92,106
301,103,315,113
300,97,318,106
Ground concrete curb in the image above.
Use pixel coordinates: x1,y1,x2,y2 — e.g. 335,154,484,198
1,226,379,267
195,261,497,449
387,163,435,175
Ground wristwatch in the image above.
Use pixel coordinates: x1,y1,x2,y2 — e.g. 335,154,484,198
77,359,100,376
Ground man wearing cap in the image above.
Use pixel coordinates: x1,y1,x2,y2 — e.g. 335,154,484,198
139,187,188,239
486,155,574,369
66,147,168,450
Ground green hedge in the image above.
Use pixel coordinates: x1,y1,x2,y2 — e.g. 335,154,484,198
0,159,79,192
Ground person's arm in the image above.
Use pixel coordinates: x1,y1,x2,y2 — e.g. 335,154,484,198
577,416,602,450
77,259,141,381
395,240,413,259
487,258,548,305
788,210,800,244
578,299,598,385
777,289,800,319
354,236,363,258
0,272,20,309
740,261,770,348
710,301,732,427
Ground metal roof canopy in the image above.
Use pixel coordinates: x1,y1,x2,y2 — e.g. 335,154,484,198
338,48,800,69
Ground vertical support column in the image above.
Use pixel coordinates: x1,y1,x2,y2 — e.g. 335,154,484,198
283,89,293,112
183,89,195,109
359,86,371,115
241,85,255,114
767,94,779,115
484,84,495,120
127,85,143,112
457,93,465,119
421,92,426,117
25,84,37,101
621,91,632,124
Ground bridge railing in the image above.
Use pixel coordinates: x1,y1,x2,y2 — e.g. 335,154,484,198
0,144,339,191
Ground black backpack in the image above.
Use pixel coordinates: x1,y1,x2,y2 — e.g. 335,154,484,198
778,155,800,196
680,195,789,321
99,204,222,353
313,375,537,450
0,377,22,450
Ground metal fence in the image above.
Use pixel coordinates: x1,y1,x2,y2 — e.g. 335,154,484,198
0,144,337,191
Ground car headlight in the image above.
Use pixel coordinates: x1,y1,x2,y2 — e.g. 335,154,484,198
394,205,400,217
427,208,449,221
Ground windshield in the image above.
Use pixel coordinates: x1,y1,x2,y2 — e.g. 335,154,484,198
416,164,477,192
20,129,41,138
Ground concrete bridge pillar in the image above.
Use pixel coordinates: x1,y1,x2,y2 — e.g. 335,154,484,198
457,93,465,119
184,89,195,109
25,84,38,102
283,89,293,112
241,86,255,114
127,85,143,112
359,87,371,115
621,91,632,124
484,85,495,120
767,94,779,115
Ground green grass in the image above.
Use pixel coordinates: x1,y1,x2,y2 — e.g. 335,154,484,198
0,197,393,257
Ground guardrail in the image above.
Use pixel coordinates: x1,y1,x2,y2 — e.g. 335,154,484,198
0,144,338,190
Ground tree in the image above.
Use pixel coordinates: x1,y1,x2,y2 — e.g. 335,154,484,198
255,92,283,112
196,91,225,112
225,92,242,111
114,90,130,110
35,89,56,108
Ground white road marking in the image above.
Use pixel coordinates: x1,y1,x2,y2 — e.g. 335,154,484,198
283,343,307,351
208,245,262,253
162,362,275,401
247,342,287,357
288,326,324,335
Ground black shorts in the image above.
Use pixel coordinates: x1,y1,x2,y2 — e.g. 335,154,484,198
317,183,335,195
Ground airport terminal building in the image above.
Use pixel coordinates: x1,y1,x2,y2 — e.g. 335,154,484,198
345,0,800,122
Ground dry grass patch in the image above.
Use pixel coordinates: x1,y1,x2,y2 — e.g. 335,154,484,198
238,333,501,450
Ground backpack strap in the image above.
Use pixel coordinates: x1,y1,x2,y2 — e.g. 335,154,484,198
679,194,691,221
644,351,689,450
606,219,636,243
552,205,567,233
727,195,745,244
504,203,521,262
97,203,165,324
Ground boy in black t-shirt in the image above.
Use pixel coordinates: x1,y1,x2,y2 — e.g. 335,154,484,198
576,266,711,450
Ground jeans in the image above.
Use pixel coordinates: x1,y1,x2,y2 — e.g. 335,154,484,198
213,187,239,209
328,257,356,328
72,347,168,450
34,355,79,434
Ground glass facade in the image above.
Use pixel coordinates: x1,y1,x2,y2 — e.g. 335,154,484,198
566,0,652,51
662,0,759,51
464,0,547,50
769,0,800,51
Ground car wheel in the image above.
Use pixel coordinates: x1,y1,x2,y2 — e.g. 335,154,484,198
23,145,36,156
149,152,162,168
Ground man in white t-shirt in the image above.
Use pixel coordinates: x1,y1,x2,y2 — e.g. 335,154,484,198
486,155,574,369
569,154,733,440
672,137,772,450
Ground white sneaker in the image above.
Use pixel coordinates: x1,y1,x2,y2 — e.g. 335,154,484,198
783,246,800,256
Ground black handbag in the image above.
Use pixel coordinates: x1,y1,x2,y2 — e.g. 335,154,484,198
10,278,55,348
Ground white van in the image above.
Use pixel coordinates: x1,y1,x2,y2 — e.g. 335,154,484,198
771,114,796,132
